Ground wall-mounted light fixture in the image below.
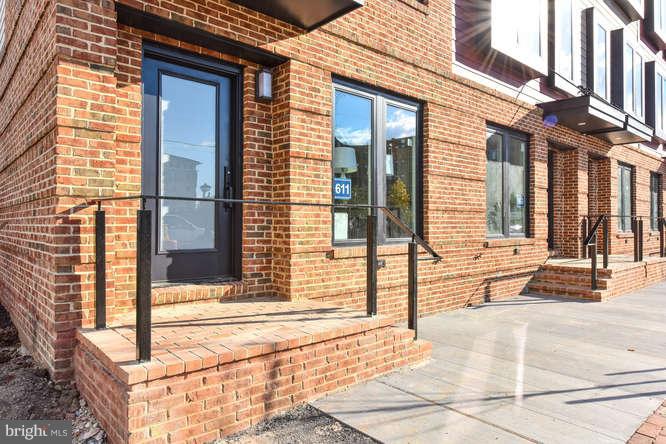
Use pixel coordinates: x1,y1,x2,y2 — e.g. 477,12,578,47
256,67,273,101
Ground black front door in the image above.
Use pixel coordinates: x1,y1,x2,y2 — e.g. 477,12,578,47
141,45,241,282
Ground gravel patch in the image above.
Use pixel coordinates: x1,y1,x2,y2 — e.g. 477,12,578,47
216,404,379,444
0,304,106,443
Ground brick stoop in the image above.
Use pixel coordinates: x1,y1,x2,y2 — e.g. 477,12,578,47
73,299,431,444
526,256,666,301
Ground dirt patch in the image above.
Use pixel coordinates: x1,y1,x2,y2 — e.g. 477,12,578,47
216,404,379,444
0,304,106,443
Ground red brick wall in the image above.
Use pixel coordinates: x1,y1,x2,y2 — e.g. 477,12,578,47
1,0,665,382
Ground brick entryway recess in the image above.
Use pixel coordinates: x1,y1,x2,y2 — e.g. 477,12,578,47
74,298,431,444
629,401,666,444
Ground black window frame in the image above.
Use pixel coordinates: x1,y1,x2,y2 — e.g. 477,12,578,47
485,125,531,239
331,79,423,246
618,162,634,233
651,172,662,231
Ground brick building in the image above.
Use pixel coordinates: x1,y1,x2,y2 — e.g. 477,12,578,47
1,0,666,442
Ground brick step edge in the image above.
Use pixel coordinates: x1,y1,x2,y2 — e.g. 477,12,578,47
526,281,607,301
533,272,609,288
74,325,432,444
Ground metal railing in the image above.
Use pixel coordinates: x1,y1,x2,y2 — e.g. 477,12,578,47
89,195,442,363
581,214,666,290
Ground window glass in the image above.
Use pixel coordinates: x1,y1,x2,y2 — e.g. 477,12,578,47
624,44,643,116
651,173,661,231
508,137,527,235
624,45,634,112
634,53,643,116
333,90,372,241
594,24,607,98
486,132,504,236
332,84,420,243
658,74,664,133
492,0,544,59
557,0,574,79
618,164,633,232
486,127,528,237
385,105,417,238
159,74,217,251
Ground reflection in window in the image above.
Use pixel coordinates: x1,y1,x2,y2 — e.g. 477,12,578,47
595,24,608,99
385,105,417,238
624,44,643,117
556,0,574,80
651,173,662,231
658,73,666,134
618,164,633,232
332,84,420,243
333,90,371,241
491,0,546,63
486,127,528,237
159,74,217,251
486,132,503,236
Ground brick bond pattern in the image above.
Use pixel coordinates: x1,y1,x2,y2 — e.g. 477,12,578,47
629,401,666,444
74,299,431,444
0,0,664,383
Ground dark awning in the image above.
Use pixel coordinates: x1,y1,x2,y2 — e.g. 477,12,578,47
614,0,644,21
229,0,364,30
538,95,654,145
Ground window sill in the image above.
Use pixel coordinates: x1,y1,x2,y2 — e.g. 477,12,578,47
328,243,408,259
616,232,634,239
396,0,429,14
483,237,536,248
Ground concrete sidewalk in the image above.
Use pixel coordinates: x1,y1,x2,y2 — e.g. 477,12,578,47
313,282,666,443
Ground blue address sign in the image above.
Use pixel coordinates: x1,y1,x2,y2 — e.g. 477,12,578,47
333,178,352,200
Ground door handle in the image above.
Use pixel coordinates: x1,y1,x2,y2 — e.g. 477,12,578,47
223,167,233,211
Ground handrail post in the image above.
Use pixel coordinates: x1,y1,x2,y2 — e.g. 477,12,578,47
590,235,597,290
582,217,589,259
95,209,106,329
136,208,152,362
638,218,643,262
633,218,639,262
366,210,378,316
408,239,418,340
602,216,609,269
659,217,666,257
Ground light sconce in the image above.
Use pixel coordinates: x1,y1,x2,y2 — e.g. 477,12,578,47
256,67,273,101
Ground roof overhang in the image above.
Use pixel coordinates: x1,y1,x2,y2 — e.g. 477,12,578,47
538,95,654,145
228,0,364,30
614,0,645,22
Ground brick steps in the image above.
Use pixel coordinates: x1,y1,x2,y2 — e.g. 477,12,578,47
74,300,432,444
527,257,666,302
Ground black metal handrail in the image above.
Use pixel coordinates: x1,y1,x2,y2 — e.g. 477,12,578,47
581,214,666,290
88,194,442,362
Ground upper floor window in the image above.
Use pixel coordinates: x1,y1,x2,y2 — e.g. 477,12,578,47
657,0,666,33
491,0,548,73
555,0,575,80
486,126,529,238
585,9,611,100
657,72,666,135
624,43,644,118
332,82,421,244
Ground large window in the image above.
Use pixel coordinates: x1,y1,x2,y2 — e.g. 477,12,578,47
486,126,529,238
624,44,644,117
332,82,420,243
555,0,575,81
657,72,666,134
594,23,609,99
651,173,662,231
491,0,547,71
618,163,634,232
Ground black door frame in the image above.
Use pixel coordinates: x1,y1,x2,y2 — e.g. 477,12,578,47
141,42,243,283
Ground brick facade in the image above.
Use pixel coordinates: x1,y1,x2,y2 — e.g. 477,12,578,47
0,0,665,386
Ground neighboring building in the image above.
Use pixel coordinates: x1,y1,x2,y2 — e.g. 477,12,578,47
0,0,665,441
